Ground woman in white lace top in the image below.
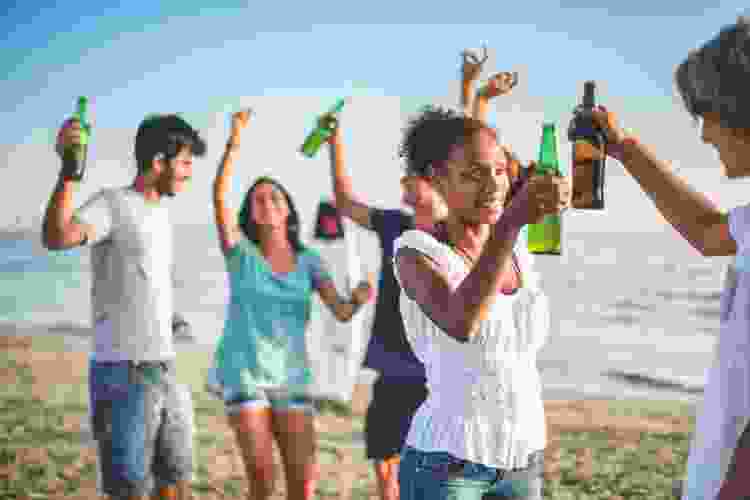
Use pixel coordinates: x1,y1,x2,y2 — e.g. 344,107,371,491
393,106,570,500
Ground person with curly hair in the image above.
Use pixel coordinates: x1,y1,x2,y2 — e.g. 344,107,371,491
393,105,571,500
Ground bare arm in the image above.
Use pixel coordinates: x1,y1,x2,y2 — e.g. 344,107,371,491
460,47,487,116
327,125,374,229
462,80,476,117
42,177,90,250
396,168,569,342
593,107,735,257
396,218,522,342
42,119,94,250
213,111,250,254
617,139,735,256
316,276,374,323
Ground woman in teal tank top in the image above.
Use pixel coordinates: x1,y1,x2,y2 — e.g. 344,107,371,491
211,110,374,500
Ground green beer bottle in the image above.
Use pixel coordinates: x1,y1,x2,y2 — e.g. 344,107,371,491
300,98,346,158
527,122,563,255
62,96,91,181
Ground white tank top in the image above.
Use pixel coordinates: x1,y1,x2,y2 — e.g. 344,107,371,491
393,229,549,469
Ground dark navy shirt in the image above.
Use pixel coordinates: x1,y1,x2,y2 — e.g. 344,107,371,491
362,208,426,382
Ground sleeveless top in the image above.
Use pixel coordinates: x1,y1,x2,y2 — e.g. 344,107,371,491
393,229,550,469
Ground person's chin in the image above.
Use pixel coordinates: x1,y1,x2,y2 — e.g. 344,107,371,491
478,207,503,224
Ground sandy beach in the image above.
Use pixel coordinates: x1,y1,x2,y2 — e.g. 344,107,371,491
0,327,693,499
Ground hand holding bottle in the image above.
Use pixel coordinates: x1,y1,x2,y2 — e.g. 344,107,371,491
300,98,346,158
55,118,83,159
590,106,628,150
505,162,571,226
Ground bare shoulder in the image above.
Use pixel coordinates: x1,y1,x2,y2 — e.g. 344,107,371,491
395,246,449,302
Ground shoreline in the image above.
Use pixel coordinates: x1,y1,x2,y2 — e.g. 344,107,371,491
0,321,703,404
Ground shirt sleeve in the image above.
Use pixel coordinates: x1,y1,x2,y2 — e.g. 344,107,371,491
72,190,114,246
306,249,334,290
728,204,750,248
371,208,410,240
369,207,388,235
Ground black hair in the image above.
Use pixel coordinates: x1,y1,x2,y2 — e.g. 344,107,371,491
237,177,306,253
398,105,498,177
675,16,750,131
134,114,207,174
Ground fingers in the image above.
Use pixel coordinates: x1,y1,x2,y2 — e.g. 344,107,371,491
57,119,82,146
528,175,572,214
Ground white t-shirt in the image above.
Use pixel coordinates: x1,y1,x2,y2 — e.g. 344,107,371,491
683,202,750,500
75,186,175,362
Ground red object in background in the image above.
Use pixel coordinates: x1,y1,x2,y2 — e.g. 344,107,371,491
314,200,344,241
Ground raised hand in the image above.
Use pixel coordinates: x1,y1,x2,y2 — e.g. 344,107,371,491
461,45,489,84
483,71,519,99
229,108,252,145
325,114,342,145
55,118,82,158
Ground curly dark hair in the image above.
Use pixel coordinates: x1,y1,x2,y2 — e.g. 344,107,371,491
398,105,499,177
237,176,306,253
675,16,750,131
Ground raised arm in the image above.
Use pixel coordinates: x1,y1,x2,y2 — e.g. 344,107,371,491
213,110,250,254
460,46,487,116
43,118,97,250
326,122,376,229
396,169,569,342
592,107,736,257
473,71,519,124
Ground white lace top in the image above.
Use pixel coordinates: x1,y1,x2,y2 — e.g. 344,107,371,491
393,229,550,469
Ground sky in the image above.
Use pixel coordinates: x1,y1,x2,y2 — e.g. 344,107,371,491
3,0,750,236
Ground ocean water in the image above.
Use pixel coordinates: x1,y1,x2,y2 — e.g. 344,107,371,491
0,224,731,403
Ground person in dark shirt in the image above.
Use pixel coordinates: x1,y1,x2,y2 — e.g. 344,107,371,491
324,50,519,500
326,124,443,500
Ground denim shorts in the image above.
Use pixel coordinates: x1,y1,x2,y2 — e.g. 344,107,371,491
89,359,193,498
224,386,317,416
398,446,544,500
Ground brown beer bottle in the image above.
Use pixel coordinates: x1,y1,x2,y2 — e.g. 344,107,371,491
568,81,606,209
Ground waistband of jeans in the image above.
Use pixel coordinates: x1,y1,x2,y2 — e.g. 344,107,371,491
90,359,175,371
402,446,543,472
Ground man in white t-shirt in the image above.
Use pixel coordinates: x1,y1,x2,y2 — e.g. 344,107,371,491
589,17,750,500
42,113,206,500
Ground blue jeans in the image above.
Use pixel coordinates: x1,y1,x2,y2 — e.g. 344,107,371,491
399,446,544,500
89,360,193,498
